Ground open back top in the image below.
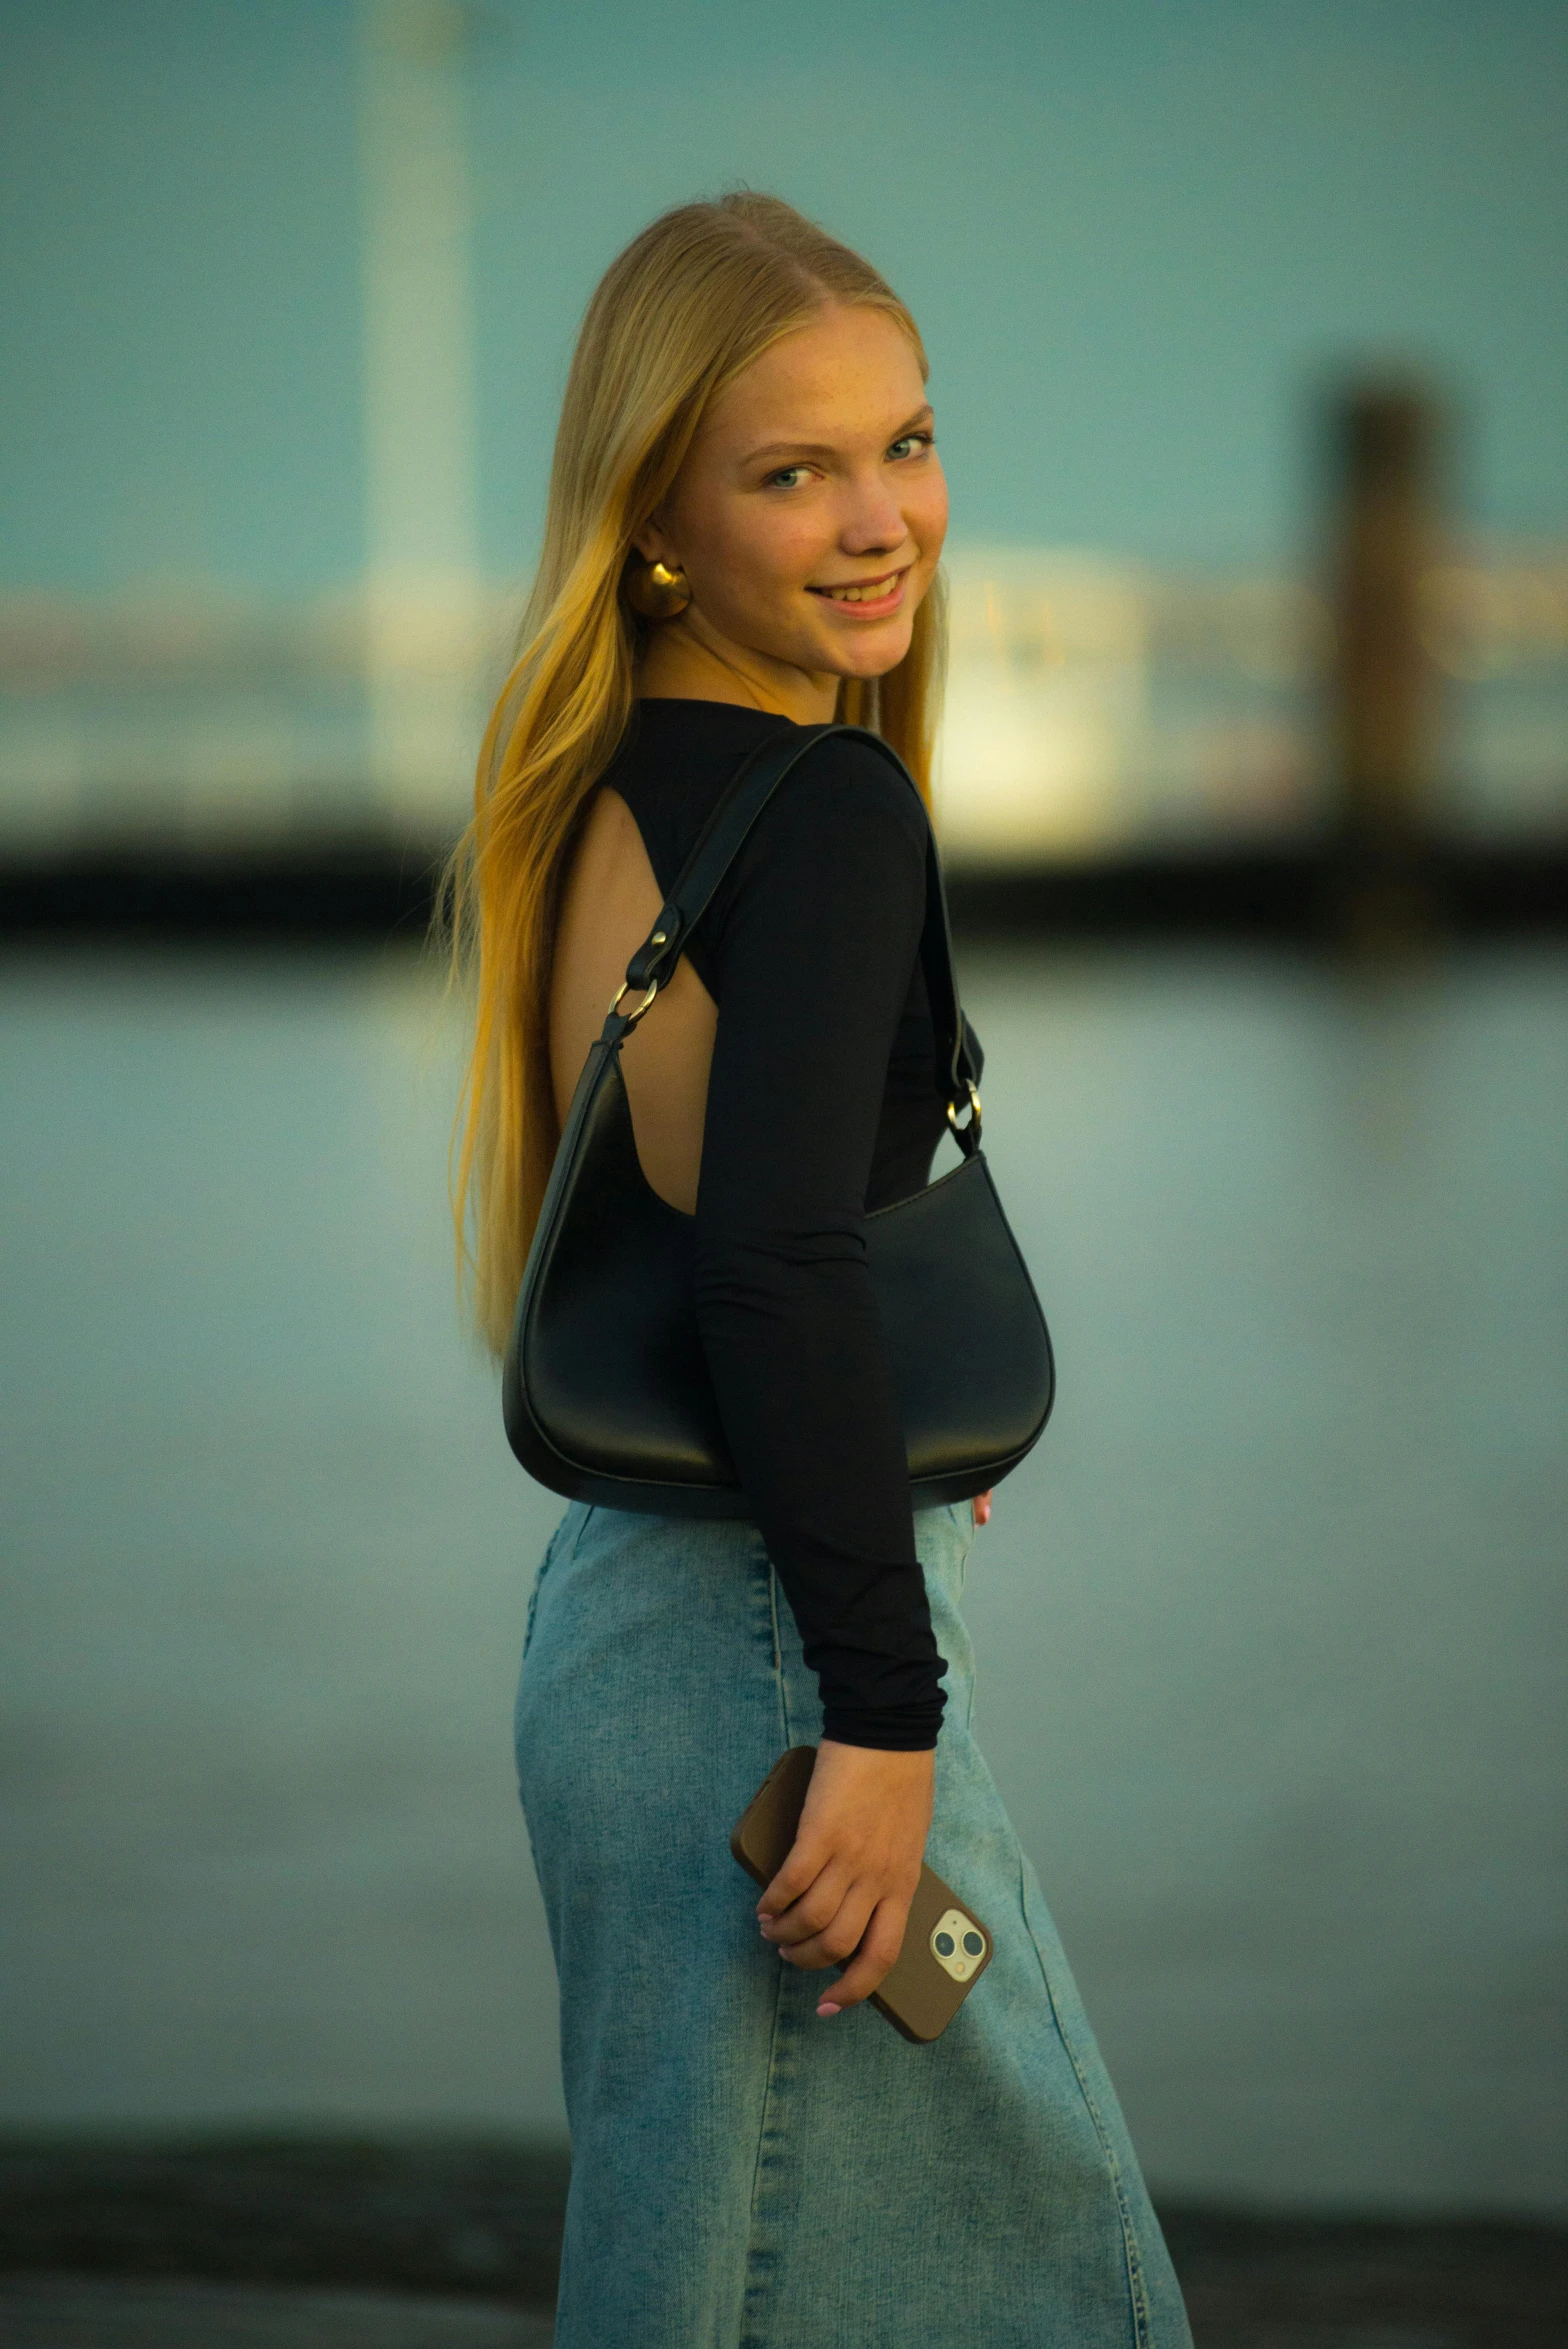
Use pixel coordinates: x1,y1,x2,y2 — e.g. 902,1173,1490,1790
590,697,984,1750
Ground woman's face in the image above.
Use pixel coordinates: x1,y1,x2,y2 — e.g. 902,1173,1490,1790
637,302,948,687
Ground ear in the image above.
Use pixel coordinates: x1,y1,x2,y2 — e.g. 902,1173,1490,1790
631,518,678,566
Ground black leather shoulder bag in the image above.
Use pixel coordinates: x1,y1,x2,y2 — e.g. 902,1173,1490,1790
502,723,1055,1516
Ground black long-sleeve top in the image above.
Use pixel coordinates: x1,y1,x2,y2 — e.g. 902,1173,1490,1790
602,699,983,1751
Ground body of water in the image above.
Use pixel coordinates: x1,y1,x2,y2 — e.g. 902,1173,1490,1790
1,939,1563,2213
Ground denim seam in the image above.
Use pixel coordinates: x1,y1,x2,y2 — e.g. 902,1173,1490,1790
766,1564,791,1750
735,1560,794,2348
737,1953,789,2349
1014,1842,1153,2348
521,1504,593,1663
520,1529,559,1664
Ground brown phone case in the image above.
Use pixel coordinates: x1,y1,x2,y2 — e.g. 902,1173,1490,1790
730,1745,993,2044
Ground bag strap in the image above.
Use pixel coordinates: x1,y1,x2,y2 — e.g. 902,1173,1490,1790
602,721,982,1152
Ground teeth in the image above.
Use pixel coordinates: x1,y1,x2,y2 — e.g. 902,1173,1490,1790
822,574,898,603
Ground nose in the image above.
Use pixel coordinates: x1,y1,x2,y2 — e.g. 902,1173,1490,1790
838,464,910,559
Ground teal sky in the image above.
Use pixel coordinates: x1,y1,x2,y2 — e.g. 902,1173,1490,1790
2,0,1564,596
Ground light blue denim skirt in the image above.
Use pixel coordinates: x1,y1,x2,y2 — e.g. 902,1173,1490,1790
515,1499,1191,2349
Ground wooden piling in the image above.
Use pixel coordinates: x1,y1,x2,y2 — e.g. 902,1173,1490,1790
1327,385,1442,944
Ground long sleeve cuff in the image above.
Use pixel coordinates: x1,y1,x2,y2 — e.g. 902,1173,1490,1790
819,1697,946,1750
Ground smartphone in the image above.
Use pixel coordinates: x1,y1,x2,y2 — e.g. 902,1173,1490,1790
730,1744,993,2045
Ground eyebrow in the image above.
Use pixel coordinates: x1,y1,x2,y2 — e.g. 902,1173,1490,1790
741,406,935,468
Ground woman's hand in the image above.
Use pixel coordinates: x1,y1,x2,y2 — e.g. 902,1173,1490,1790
756,1740,935,2018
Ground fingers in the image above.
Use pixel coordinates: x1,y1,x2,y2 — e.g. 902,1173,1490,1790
820,1898,909,2013
769,1886,874,1974
755,1835,831,1923
760,1863,851,1951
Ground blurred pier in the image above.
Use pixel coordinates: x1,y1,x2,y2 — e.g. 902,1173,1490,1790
2,529,1563,946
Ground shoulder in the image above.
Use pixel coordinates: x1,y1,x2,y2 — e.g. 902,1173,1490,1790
752,728,929,871
702,727,930,978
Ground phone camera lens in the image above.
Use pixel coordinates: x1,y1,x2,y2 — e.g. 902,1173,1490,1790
934,1931,955,1957
962,1931,984,1957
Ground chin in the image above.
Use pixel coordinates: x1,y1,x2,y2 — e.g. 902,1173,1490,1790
845,630,916,680
807,616,913,677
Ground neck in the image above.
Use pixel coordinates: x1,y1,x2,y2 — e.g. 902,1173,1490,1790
636,612,839,725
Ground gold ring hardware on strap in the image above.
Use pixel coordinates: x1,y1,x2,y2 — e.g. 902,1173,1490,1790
608,929,669,1028
945,1079,982,1141
608,978,660,1027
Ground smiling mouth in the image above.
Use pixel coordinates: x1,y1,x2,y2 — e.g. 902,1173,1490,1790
809,568,906,605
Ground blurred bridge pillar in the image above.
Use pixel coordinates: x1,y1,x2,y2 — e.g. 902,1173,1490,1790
358,0,484,839
1327,385,1443,945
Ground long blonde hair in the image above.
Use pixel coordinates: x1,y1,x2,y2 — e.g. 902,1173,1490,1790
445,192,948,1356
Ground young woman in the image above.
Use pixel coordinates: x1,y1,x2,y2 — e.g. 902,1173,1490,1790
450,193,1190,2349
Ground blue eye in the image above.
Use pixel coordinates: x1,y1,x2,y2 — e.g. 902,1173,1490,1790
767,466,808,490
888,433,933,461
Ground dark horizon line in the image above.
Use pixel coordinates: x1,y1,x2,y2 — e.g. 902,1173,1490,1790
1,839,1564,947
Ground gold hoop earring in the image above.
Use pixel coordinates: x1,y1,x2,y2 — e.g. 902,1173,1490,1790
625,557,692,621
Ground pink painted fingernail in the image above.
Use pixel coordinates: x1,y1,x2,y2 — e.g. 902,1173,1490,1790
817,2001,841,2018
